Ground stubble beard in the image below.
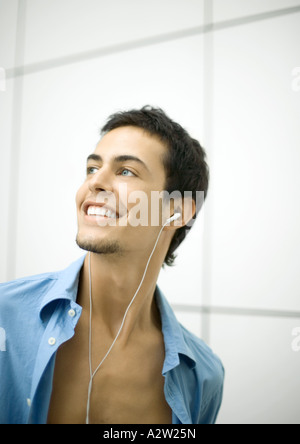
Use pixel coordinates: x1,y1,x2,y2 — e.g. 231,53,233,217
75,233,124,256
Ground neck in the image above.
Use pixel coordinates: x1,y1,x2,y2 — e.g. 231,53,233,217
77,232,169,341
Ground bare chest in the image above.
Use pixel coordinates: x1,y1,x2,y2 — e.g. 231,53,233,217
47,320,172,424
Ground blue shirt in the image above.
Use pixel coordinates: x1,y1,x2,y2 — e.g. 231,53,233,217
0,255,224,424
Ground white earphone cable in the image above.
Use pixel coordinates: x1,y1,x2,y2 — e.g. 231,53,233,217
85,219,172,424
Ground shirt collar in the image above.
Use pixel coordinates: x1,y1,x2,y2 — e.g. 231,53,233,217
39,255,85,321
39,255,196,371
155,287,197,373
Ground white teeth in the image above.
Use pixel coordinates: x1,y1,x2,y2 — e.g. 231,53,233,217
87,206,117,218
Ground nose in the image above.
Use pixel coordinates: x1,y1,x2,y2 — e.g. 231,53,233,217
88,166,114,193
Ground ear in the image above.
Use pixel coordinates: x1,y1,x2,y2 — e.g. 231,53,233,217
164,197,196,230
181,196,196,226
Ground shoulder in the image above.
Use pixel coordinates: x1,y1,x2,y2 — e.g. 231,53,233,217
0,270,59,295
0,255,85,321
0,271,58,317
181,324,224,384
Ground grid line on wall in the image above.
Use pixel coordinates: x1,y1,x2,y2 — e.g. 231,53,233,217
172,304,300,320
5,5,300,79
6,0,27,282
201,0,214,344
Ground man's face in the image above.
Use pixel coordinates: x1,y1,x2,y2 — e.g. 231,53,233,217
75,126,168,256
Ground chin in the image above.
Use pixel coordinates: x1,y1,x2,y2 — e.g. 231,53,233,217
75,232,123,256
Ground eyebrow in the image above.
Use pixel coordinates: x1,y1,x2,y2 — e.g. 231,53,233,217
86,153,150,173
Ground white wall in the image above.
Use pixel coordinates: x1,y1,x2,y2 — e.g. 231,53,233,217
1,0,300,424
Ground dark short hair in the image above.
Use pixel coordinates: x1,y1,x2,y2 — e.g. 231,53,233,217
101,106,209,266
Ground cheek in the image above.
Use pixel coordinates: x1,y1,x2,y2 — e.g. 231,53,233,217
75,183,86,211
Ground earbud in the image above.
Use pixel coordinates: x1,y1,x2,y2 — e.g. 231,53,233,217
165,212,181,224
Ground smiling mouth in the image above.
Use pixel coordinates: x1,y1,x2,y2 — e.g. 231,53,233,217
86,205,118,219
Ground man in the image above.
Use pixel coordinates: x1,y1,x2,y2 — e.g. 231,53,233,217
0,106,224,424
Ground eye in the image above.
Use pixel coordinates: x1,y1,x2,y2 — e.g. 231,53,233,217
86,166,98,175
120,168,136,177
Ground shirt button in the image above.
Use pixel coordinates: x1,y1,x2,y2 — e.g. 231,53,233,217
68,308,76,318
27,398,31,407
48,337,56,346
